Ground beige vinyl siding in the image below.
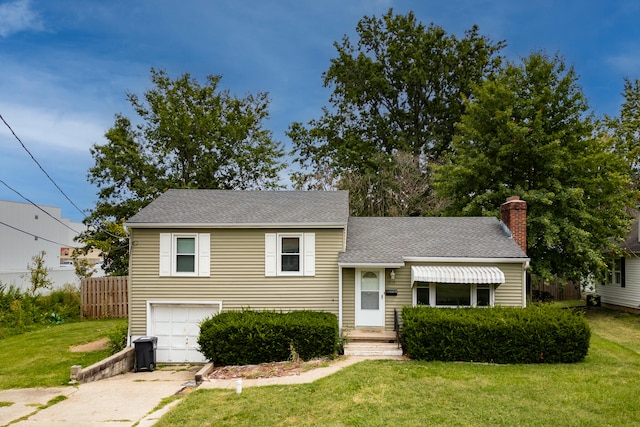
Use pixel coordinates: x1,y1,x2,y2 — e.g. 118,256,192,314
341,261,526,332
492,262,526,306
384,267,412,329
341,268,355,329
129,227,344,336
404,261,524,308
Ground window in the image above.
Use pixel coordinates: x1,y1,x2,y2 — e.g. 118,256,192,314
608,257,625,287
413,283,494,307
416,282,430,305
281,237,301,272
176,237,196,273
159,233,210,277
265,233,315,277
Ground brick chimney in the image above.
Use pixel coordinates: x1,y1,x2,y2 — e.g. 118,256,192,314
500,196,527,254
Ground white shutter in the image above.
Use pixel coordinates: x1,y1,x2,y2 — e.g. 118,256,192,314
159,233,171,276
265,233,277,276
303,232,315,276
198,233,210,277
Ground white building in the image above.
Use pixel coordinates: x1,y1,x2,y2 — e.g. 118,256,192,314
0,200,95,292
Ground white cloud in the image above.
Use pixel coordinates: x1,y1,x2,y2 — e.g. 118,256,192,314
0,0,44,37
0,103,107,152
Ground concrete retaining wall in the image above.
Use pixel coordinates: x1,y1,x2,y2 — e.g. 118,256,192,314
70,346,135,384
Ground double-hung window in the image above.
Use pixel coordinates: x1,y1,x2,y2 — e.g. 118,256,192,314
265,233,315,277
159,233,210,277
608,257,625,287
280,236,301,272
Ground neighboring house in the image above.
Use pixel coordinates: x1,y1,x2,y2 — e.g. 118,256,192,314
125,190,529,363
597,215,640,312
0,200,95,291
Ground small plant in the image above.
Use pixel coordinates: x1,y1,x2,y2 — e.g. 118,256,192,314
24,250,53,296
107,322,129,354
289,343,300,364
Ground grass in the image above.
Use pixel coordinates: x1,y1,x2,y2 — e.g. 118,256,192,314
155,307,640,426
0,318,127,389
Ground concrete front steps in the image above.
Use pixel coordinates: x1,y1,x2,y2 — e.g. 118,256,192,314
344,330,403,357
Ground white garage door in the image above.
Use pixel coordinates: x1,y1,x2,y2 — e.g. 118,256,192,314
149,303,219,363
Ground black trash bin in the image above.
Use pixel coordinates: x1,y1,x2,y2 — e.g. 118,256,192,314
133,336,157,372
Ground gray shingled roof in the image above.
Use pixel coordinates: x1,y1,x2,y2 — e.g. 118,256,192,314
339,216,527,264
126,189,349,226
620,215,640,253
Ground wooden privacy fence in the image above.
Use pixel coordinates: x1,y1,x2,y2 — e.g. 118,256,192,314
81,276,129,319
532,281,583,302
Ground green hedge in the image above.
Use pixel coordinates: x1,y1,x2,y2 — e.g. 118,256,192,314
198,309,339,366
401,305,590,363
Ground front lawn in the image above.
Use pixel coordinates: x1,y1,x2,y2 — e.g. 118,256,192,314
156,308,640,426
0,319,127,389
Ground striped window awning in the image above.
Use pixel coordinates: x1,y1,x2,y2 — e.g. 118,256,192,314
411,266,505,285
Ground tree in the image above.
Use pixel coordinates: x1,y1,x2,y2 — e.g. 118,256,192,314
80,68,286,274
289,9,504,215
25,250,52,296
434,52,636,284
605,77,640,188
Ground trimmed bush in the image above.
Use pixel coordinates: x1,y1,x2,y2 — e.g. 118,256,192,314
198,309,339,366
402,305,590,363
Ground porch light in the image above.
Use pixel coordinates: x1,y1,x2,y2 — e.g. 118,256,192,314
390,270,396,280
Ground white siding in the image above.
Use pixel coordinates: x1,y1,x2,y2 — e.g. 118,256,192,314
598,257,640,309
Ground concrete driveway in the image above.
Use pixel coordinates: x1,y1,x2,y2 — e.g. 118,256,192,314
0,365,199,427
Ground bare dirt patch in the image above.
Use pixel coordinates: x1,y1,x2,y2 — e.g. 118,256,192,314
69,337,109,352
208,358,334,379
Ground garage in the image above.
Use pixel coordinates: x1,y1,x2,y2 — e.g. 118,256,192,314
148,302,221,363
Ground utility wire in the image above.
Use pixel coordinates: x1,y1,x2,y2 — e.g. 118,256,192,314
0,112,128,243
0,112,85,217
0,177,84,235
0,220,80,248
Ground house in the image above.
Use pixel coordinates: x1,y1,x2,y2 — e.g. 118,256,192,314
124,190,529,363
0,199,99,291
596,215,640,312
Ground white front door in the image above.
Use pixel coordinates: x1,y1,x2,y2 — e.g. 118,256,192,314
355,269,385,327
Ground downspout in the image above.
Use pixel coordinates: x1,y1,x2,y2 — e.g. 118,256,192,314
125,224,132,347
522,260,530,308
338,265,343,330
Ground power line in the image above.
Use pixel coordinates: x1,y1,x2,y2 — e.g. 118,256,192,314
0,111,128,244
0,112,85,217
0,177,84,235
0,220,80,248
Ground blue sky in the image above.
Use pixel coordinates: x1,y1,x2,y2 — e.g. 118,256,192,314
0,0,639,223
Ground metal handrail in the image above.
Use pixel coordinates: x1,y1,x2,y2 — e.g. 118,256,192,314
394,308,401,349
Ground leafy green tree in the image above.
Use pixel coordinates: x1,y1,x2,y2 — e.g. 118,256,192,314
434,52,636,284
605,77,640,187
289,9,504,215
80,68,286,274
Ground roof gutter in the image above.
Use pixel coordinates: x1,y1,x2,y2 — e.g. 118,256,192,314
124,222,347,229
403,256,530,264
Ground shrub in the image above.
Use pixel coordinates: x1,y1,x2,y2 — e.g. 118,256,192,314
198,309,339,366
37,284,81,322
401,305,590,363
0,283,81,338
107,322,129,354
